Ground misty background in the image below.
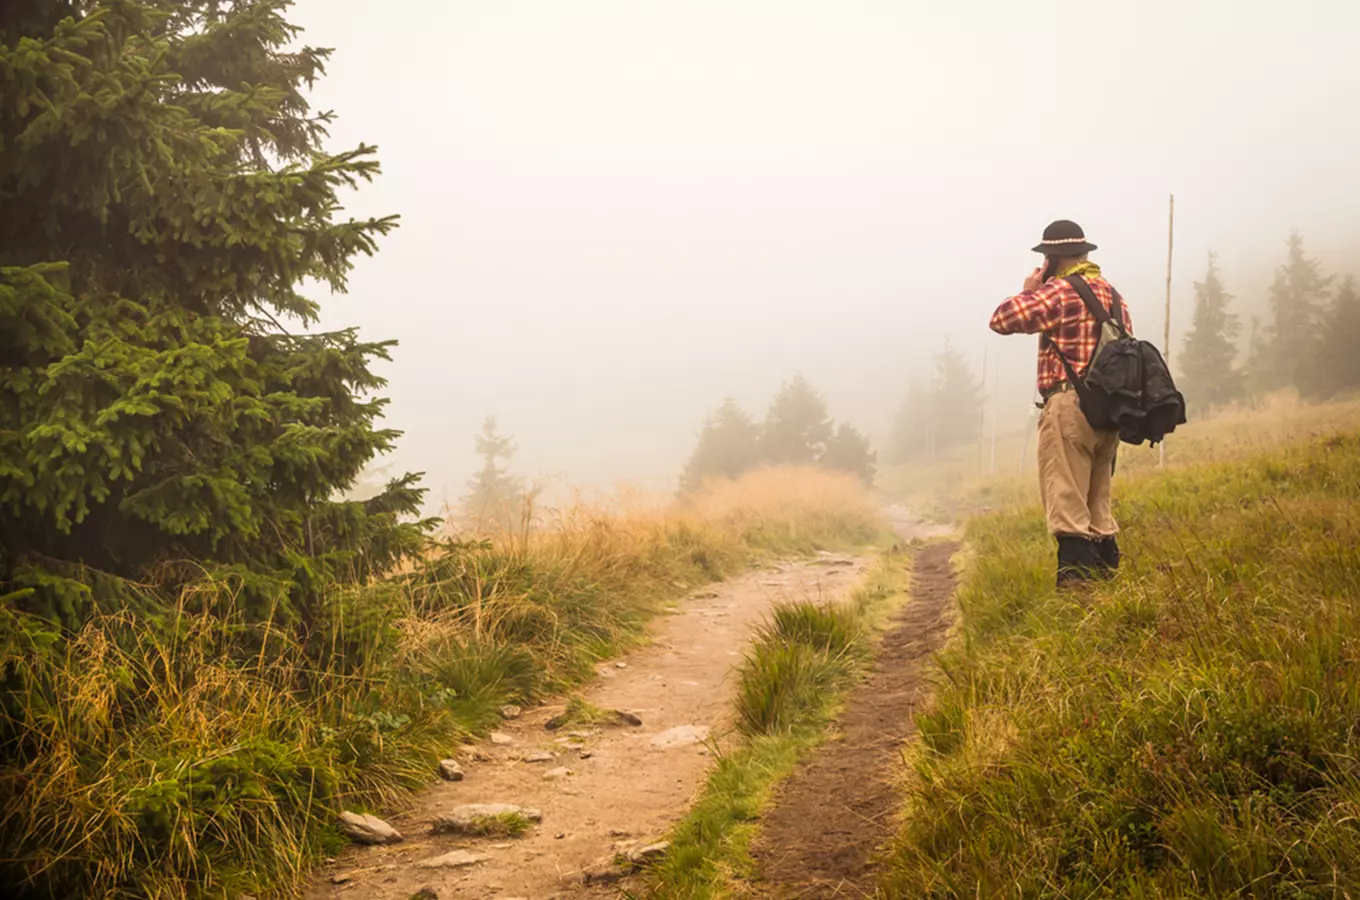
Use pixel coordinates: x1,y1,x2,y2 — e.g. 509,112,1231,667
293,0,1360,506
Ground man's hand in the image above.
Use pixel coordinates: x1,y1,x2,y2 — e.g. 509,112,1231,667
1023,266,1046,292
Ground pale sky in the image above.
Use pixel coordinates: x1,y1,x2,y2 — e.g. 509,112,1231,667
292,0,1360,506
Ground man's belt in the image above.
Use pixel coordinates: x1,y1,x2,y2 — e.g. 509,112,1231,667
1040,382,1076,403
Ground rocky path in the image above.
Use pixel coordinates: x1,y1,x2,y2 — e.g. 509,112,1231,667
305,551,876,900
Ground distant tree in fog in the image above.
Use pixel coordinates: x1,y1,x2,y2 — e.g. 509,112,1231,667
679,397,761,493
931,339,984,452
1253,232,1332,393
462,416,524,528
888,340,983,462
1303,276,1360,400
887,379,931,463
760,374,834,466
1179,253,1245,412
822,423,877,485
678,379,878,491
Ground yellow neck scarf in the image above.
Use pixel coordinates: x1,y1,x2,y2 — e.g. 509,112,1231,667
1056,259,1102,281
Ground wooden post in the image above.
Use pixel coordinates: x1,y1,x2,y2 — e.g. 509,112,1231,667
1160,193,1174,468
978,345,987,474
990,348,999,475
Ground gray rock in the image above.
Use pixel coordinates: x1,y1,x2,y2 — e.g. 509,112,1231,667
521,750,556,763
500,704,522,720
431,803,543,836
489,731,514,745
630,841,671,866
438,759,464,781
614,661,628,669
650,724,709,749
337,811,403,845
614,710,643,727
417,849,490,869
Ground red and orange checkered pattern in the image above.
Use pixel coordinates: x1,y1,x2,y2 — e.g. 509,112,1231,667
989,276,1135,395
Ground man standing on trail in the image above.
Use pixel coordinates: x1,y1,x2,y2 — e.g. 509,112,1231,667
988,220,1134,587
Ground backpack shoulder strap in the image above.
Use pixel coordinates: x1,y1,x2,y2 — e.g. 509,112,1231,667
1065,275,1128,335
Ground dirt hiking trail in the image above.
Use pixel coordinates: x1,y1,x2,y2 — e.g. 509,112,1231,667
307,551,879,900
750,540,959,898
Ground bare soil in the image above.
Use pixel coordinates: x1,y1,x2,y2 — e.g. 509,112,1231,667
749,540,959,899
304,553,874,900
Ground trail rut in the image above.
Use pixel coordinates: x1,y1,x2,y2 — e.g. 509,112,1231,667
749,540,958,898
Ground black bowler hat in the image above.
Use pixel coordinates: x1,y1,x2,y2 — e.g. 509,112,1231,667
1032,219,1098,255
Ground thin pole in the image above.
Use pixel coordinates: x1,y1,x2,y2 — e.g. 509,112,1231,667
989,348,999,474
978,345,987,474
1160,193,1174,468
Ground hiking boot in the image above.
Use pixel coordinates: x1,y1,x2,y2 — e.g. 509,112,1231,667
1056,535,1099,588
1093,535,1120,578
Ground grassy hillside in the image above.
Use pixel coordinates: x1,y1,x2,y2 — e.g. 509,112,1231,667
885,428,1360,896
0,467,881,900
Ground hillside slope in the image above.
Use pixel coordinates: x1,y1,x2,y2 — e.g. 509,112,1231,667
887,430,1360,897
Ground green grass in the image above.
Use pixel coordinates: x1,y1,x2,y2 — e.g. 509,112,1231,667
466,811,535,838
546,694,619,729
883,430,1360,898
644,552,911,898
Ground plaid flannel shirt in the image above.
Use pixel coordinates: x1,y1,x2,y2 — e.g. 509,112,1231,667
989,275,1134,396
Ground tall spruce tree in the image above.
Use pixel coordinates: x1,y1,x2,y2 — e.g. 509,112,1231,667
1304,276,1360,400
1255,232,1332,392
1179,252,1244,412
679,397,761,493
0,2,428,624
821,422,877,485
760,374,833,466
461,416,524,526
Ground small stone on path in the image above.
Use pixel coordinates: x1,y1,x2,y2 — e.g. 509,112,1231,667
520,750,555,763
543,766,570,779
438,759,464,781
650,724,709,749
417,849,490,869
489,731,514,745
337,811,403,845
431,803,543,835
500,704,523,720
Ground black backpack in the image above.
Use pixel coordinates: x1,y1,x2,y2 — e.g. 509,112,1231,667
1045,276,1187,446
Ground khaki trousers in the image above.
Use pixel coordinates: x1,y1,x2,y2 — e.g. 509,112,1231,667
1037,390,1120,538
